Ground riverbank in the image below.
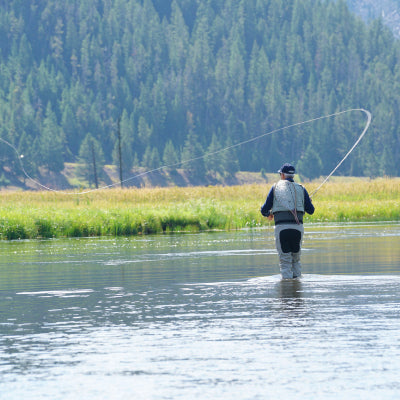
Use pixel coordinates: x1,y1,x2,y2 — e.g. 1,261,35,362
1,178,399,239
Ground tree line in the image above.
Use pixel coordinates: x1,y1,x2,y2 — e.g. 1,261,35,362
0,0,399,188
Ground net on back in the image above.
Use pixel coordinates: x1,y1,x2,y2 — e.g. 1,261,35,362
273,181,300,224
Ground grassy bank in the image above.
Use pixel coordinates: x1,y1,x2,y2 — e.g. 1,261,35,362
0,178,399,239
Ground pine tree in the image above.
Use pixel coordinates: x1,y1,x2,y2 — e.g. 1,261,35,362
112,111,134,177
162,140,179,171
297,144,323,180
39,103,64,173
77,133,105,188
61,105,79,160
181,130,205,180
18,131,37,183
150,147,161,169
205,133,223,177
142,145,152,169
168,1,189,72
137,115,153,151
221,137,240,178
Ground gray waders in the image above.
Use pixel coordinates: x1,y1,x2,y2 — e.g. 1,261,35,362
274,223,304,279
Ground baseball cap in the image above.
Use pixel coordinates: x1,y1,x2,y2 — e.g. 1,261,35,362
278,163,295,174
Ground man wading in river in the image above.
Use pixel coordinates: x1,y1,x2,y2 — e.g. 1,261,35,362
261,163,315,279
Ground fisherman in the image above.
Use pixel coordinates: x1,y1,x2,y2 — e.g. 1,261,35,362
261,163,315,279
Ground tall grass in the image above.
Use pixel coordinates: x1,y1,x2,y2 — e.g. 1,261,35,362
1,178,399,239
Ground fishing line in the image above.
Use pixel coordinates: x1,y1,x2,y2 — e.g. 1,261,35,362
0,108,371,195
309,108,371,197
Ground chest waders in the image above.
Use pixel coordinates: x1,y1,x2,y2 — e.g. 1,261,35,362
272,180,305,279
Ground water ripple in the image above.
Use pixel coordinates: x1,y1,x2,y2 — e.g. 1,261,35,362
1,227,400,399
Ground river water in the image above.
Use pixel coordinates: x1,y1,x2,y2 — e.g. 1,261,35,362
1,223,400,399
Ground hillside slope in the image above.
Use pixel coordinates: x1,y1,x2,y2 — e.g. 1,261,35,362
347,0,400,36
1,0,400,191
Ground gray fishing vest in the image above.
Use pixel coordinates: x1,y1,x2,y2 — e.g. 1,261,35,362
271,180,305,216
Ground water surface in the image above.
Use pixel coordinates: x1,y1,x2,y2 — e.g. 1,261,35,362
1,223,400,399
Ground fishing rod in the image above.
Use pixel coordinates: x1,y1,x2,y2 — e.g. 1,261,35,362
0,108,371,195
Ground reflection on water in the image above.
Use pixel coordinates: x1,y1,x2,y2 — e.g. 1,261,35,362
277,279,303,313
0,223,400,399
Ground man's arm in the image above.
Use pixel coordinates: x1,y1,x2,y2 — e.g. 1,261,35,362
303,188,315,215
261,186,274,217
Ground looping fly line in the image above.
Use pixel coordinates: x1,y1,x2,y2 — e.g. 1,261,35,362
0,108,371,196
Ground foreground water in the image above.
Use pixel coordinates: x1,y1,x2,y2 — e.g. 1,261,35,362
1,223,400,399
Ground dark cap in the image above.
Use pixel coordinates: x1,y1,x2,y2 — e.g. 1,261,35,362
278,163,295,174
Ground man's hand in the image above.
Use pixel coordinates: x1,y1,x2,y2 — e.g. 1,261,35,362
267,214,274,221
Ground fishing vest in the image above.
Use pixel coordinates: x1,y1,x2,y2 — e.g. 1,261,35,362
271,180,305,214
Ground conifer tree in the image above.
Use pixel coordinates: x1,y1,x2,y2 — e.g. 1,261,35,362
39,103,64,173
205,133,223,177
162,140,179,172
112,111,134,176
77,133,105,187
142,146,152,169
181,130,205,180
18,132,37,183
150,147,161,169
221,137,240,178
297,144,323,180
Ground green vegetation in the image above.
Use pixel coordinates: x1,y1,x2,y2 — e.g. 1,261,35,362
347,1,400,37
1,178,399,240
0,0,400,189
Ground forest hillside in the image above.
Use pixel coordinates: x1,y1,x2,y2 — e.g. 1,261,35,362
1,0,400,189
346,0,400,37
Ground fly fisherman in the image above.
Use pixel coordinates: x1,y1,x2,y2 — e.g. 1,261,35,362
261,163,315,279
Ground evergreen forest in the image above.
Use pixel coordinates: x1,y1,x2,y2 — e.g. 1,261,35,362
1,0,400,188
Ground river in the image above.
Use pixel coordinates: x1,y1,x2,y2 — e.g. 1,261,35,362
1,223,400,399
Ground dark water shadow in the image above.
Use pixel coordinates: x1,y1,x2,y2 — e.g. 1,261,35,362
276,278,304,312
278,279,303,299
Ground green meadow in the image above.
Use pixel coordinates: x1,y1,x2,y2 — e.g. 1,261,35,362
0,178,399,240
